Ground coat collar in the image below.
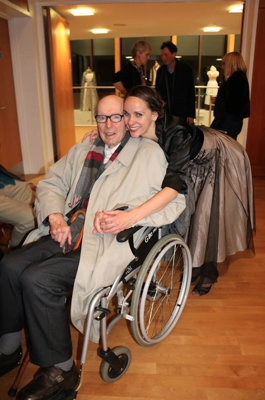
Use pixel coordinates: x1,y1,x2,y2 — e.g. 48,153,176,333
101,136,141,177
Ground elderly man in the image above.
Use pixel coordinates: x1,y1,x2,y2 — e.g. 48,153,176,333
0,95,185,400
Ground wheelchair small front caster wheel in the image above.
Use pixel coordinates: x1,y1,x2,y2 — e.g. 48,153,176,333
100,346,131,382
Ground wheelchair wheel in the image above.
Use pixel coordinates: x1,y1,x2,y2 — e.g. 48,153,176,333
100,346,132,383
130,234,192,346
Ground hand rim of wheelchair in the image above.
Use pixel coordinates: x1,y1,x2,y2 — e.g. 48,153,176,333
100,346,132,383
130,234,192,347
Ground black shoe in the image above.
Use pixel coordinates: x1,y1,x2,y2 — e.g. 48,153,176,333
16,363,79,400
192,276,217,296
191,267,202,284
0,346,22,376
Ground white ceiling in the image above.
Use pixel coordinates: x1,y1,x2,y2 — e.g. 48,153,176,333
52,1,244,40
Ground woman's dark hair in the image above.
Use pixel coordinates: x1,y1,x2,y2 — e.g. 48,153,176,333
125,86,165,118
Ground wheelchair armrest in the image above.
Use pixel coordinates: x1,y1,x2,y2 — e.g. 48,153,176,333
116,226,142,243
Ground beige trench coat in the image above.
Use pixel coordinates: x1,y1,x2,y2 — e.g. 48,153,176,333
26,136,186,334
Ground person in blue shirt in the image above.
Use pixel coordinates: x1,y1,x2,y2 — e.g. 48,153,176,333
0,165,35,248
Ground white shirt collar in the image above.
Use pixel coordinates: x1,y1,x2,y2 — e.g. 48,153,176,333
103,143,120,164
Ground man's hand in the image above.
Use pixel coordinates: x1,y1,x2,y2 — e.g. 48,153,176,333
48,213,72,248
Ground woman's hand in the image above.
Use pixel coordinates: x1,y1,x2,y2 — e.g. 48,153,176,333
82,129,99,144
93,210,136,235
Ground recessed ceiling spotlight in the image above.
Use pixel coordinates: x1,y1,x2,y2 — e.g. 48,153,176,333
90,28,110,34
202,26,222,33
70,8,94,16
229,4,243,13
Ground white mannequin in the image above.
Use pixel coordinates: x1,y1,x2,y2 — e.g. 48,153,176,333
205,65,219,105
150,61,160,86
80,67,98,113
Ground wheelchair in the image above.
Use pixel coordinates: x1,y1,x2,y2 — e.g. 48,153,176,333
8,224,192,399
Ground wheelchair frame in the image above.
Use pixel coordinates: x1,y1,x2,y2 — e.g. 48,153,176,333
77,226,192,390
8,226,192,398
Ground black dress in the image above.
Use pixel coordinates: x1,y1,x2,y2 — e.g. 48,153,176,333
211,70,250,139
155,116,254,279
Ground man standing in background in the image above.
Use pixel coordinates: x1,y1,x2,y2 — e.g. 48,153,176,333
155,41,195,125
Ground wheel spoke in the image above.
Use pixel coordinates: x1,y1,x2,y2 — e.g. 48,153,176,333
130,235,192,346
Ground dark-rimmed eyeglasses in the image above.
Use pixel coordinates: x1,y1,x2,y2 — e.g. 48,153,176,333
95,114,124,123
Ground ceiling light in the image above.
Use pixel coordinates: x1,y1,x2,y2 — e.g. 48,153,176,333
70,8,94,16
229,4,243,13
202,26,222,33
90,28,110,34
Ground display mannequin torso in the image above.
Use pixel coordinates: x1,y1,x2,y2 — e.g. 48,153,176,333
205,65,219,105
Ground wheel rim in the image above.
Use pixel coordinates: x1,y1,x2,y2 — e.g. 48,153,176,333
100,346,132,382
106,353,129,379
139,239,190,343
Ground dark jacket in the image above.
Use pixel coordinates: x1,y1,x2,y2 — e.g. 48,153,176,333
156,116,203,194
113,62,142,91
155,60,196,120
211,70,250,138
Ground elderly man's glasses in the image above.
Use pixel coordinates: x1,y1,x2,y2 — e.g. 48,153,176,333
95,114,124,123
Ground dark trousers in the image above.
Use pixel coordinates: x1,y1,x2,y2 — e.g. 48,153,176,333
0,235,80,367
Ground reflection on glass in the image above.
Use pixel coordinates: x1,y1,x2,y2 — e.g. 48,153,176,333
71,39,115,126
121,36,170,85
71,34,241,129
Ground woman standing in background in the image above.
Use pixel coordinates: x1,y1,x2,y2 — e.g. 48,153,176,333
211,52,250,140
113,40,151,96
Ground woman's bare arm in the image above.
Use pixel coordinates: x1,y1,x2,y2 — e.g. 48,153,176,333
93,187,178,234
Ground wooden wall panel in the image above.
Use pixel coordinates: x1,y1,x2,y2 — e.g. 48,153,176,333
0,17,22,169
10,0,29,12
246,2,265,176
47,8,76,159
